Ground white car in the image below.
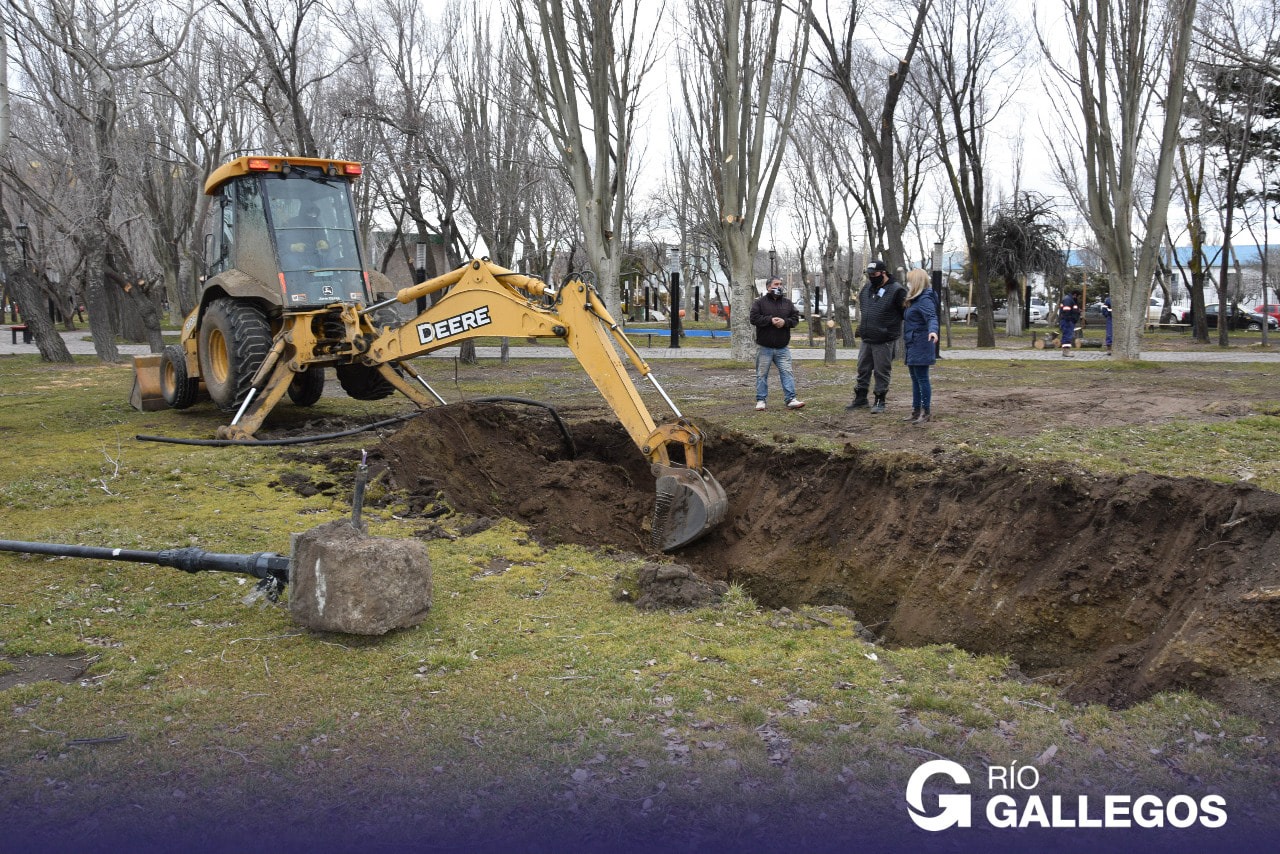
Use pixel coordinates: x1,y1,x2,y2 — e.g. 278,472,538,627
993,305,1046,324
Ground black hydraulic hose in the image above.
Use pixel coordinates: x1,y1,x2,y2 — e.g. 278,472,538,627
0,540,290,583
134,396,575,457
473,396,576,459
135,411,424,447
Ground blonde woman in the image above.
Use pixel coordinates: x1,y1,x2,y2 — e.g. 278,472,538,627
902,268,939,423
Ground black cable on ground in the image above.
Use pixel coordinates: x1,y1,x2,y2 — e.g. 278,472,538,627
134,396,576,457
473,396,576,459
135,410,424,447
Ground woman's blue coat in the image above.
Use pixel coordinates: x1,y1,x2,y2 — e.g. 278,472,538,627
903,289,939,367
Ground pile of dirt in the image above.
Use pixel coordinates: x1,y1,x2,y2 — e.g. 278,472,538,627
369,402,1280,727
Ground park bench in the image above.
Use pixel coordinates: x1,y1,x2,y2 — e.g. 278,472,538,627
9,325,31,344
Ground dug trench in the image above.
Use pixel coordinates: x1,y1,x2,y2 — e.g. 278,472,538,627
325,402,1280,728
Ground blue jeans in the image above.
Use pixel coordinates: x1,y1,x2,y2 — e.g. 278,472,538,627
755,346,797,403
908,364,932,411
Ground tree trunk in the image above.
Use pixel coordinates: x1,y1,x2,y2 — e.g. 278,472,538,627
122,280,166,353
1005,278,1025,337
725,227,756,363
81,240,120,363
6,271,72,361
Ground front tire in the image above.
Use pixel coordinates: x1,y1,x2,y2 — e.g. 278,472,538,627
288,365,326,406
198,298,272,412
160,344,199,409
335,363,395,400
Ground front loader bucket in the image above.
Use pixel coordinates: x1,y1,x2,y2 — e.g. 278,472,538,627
651,465,728,552
128,355,167,412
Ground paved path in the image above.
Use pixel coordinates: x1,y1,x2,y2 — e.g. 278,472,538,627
5,330,1280,364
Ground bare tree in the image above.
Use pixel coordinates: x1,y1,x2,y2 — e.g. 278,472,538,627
512,0,662,317
212,0,337,158
444,4,545,267
8,0,191,362
807,0,933,277
663,104,727,308
342,0,465,275
0,2,72,361
131,19,245,323
789,80,856,345
679,0,810,361
1187,0,1277,346
916,0,1026,346
1167,73,1221,343
1041,0,1197,360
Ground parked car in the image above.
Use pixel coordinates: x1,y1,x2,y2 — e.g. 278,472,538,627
1147,297,1166,324
950,305,976,322
1083,302,1108,322
1178,304,1279,331
992,304,1045,324
1252,304,1280,325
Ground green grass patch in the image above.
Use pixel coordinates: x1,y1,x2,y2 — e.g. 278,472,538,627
988,416,1280,490
0,352,1277,843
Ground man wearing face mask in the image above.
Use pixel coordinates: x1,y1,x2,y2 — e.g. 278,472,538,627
847,260,907,414
749,277,805,411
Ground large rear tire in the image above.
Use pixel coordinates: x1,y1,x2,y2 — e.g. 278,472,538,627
198,298,272,412
335,363,395,400
160,344,199,410
288,365,326,406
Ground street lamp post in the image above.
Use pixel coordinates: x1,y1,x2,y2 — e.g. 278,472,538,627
14,223,30,268
668,246,681,350
932,242,944,356
414,239,428,313
769,248,776,278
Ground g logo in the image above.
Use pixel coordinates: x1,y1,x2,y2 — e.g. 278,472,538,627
905,759,972,831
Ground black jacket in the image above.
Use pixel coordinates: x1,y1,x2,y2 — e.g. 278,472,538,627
1060,294,1081,323
856,276,907,343
750,292,800,348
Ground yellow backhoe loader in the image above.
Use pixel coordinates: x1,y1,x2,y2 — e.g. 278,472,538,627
131,155,727,551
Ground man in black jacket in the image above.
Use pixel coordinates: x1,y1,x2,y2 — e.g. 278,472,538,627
749,277,805,411
847,260,907,414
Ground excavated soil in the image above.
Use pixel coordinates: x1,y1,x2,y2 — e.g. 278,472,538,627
364,401,1280,728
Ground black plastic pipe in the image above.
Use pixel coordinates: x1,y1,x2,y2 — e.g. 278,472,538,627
0,540,289,584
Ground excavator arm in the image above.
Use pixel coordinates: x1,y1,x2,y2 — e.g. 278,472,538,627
190,259,725,550
363,259,727,551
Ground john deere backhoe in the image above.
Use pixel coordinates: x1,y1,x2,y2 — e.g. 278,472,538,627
131,155,727,551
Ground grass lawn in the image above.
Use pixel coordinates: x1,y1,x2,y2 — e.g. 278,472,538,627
0,352,1276,852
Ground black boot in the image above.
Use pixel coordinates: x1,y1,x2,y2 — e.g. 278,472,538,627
870,392,886,414
903,408,920,422
845,390,869,410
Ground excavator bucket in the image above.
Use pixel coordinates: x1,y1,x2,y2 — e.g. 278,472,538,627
651,465,729,552
128,355,167,412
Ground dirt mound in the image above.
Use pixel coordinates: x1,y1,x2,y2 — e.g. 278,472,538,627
372,402,1280,727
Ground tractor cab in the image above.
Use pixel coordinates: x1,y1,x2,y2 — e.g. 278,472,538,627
203,156,373,311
